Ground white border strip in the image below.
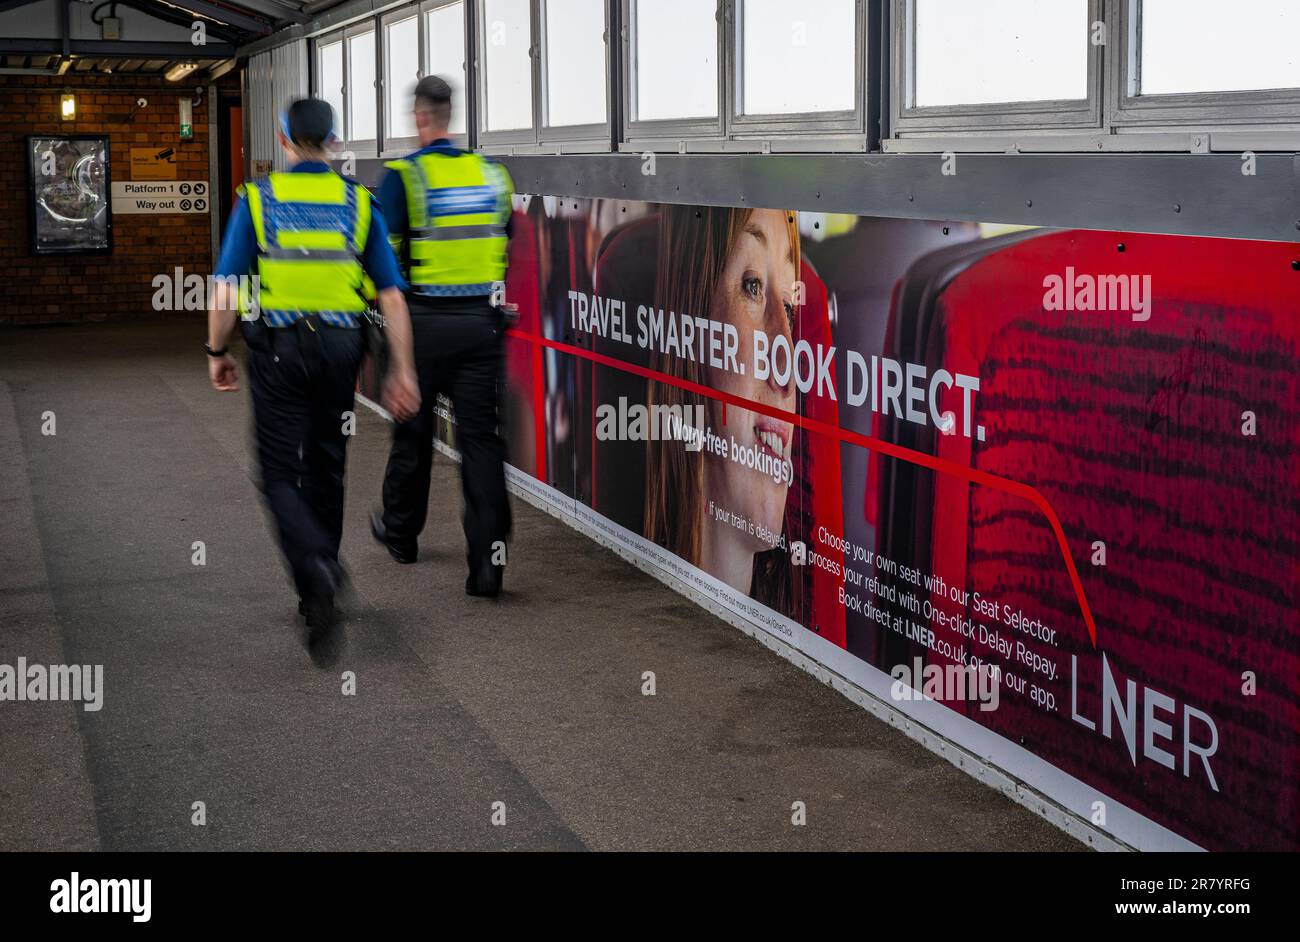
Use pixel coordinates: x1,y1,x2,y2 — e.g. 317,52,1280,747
357,395,1200,852
356,392,392,421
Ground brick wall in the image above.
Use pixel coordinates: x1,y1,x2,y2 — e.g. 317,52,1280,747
0,73,236,326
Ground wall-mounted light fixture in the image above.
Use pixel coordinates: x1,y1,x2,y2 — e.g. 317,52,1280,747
60,92,76,121
178,97,194,140
165,62,198,82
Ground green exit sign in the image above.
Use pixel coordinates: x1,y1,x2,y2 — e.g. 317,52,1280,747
180,123,193,140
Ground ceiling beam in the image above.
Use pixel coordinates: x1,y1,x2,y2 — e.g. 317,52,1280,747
151,0,274,36
206,57,239,81
0,39,238,57
226,0,311,25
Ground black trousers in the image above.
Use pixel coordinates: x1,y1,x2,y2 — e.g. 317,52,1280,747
246,320,364,598
381,301,511,572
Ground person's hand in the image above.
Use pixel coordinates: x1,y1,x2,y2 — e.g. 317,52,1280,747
383,368,420,422
210,354,239,392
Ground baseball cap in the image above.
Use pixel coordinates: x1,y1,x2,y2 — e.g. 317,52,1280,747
279,98,337,148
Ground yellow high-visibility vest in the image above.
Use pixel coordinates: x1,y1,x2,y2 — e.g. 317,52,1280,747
243,171,372,327
386,150,512,297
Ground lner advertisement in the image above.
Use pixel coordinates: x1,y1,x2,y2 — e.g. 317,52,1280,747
491,195,1298,852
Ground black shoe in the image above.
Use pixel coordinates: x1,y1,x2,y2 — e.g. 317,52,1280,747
370,511,417,564
302,592,344,667
465,558,503,598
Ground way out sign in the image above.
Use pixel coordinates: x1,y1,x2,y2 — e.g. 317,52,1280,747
111,181,209,214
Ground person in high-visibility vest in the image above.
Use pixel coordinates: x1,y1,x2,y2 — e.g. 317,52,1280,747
205,98,420,664
369,76,513,598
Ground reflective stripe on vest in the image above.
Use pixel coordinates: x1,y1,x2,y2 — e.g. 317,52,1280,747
386,152,511,297
243,172,372,325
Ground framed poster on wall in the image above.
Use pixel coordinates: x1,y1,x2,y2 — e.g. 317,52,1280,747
27,135,112,254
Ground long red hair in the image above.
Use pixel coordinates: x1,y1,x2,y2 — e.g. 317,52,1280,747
643,206,802,616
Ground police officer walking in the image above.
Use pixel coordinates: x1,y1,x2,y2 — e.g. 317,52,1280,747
206,98,420,663
369,76,513,597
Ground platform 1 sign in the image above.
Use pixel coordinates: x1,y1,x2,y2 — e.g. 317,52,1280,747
111,181,209,214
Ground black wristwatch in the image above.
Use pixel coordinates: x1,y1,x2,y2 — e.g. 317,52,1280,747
204,342,229,358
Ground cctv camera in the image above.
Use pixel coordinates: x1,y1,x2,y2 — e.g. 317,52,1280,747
136,97,148,108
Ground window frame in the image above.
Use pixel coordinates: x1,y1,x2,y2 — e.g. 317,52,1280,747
381,7,423,155
1107,0,1300,128
314,2,477,158
420,0,473,147
474,0,613,154
620,0,869,153
536,0,613,151
619,0,726,150
890,0,1104,136
475,0,540,149
291,0,1300,159
315,31,347,146
885,0,1300,152
341,20,380,157
726,0,867,142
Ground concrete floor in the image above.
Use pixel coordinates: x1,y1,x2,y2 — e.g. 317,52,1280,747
0,318,1082,851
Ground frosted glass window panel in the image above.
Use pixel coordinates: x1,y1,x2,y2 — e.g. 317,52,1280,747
386,16,420,140
739,0,856,115
426,2,468,135
633,0,718,121
543,0,608,127
348,31,378,140
1139,0,1300,95
914,0,1089,107
319,41,344,139
482,0,533,131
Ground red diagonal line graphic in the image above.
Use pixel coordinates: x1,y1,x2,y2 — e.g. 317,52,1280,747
507,328,1099,649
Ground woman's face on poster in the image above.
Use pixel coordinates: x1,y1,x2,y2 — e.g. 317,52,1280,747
705,208,798,547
